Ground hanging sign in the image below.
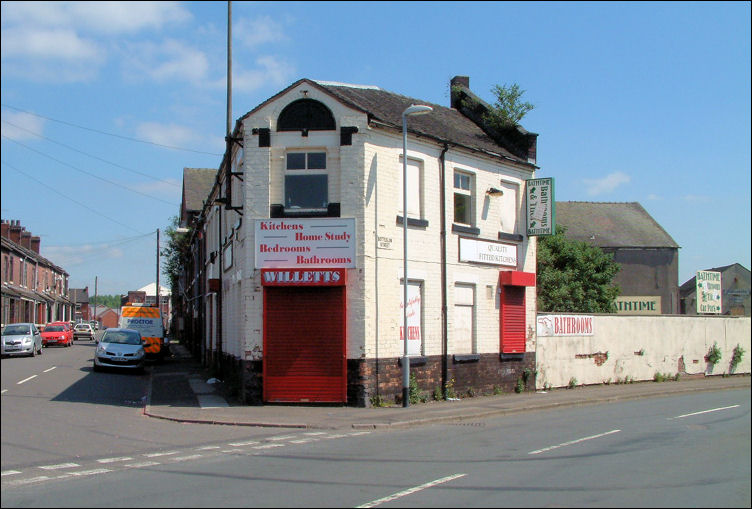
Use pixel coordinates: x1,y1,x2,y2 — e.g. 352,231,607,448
696,270,722,314
255,218,356,268
400,281,422,356
526,177,555,236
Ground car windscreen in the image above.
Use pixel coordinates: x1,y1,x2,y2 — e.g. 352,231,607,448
102,331,141,345
3,325,31,335
45,326,65,332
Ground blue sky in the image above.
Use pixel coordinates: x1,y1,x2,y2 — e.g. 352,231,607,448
1,1,750,296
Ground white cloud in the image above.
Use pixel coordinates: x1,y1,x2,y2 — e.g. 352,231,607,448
42,244,124,268
121,39,209,84
135,121,204,147
583,171,631,196
647,194,661,200
1,1,191,35
232,56,296,93
0,111,45,140
234,15,287,48
682,194,712,203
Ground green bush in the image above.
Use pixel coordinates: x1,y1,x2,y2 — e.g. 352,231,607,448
568,377,578,389
731,344,745,371
707,342,722,365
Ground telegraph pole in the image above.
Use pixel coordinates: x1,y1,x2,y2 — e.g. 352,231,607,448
156,228,160,316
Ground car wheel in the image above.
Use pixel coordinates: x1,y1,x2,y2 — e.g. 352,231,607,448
93,362,100,372
38,343,43,355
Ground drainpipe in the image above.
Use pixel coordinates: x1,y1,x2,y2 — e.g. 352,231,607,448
439,143,449,399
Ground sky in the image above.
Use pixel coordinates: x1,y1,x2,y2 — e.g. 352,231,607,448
1,1,750,296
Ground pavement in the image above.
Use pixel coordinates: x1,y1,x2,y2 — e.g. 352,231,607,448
144,342,751,430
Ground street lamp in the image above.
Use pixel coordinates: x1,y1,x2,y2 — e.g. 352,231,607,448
401,104,432,407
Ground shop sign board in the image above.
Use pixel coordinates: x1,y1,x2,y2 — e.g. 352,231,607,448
526,177,555,236
255,218,356,269
696,270,722,314
537,314,594,337
614,296,661,315
459,237,517,267
400,281,422,356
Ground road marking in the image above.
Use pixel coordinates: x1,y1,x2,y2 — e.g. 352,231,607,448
97,456,133,464
124,461,160,468
1,389,7,394
196,445,221,450
143,451,180,458
38,463,80,470
43,366,56,373
228,440,260,447
268,434,298,441
356,473,467,508
71,468,111,476
1,470,21,477
169,454,203,462
670,405,740,420
17,375,38,384
252,443,286,450
528,429,621,455
7,475,50,486
290,438,318,444
303,432,327,436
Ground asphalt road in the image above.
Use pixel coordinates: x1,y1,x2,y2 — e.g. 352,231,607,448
2,341,749,509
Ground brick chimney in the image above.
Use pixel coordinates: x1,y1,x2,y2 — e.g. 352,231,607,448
9,220,23,244
1,220,9,239
21,230,32,250
30,236,41,254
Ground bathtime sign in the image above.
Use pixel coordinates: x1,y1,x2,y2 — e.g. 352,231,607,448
526,177,555,236
696,270,722,314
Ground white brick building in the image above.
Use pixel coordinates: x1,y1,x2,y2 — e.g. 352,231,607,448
179,76,540,406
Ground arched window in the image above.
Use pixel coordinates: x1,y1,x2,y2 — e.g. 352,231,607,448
277,99,335,132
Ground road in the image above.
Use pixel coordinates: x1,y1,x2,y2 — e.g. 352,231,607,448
2,337,750,507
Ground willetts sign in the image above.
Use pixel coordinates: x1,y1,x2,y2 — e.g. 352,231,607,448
261,269,346,287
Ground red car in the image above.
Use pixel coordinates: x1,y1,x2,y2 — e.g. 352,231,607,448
41,322,74,347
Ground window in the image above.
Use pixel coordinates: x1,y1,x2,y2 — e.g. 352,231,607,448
454,171,473,225
499,182,520,235
285,151,328,211
399,158,422,219
454,284,475,354
277,99,336,132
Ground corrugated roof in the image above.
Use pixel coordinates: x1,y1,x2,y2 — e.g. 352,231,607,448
555,201,679,249
182,168,217,213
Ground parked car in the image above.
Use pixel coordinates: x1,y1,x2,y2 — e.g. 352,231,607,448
93,328,146,373
2,323,43,357
41,322,74,347
73,322,95,341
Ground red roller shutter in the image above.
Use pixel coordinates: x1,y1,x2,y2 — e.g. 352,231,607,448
501,285,526,353
263,286,346,403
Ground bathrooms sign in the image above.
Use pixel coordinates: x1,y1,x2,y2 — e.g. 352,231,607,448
696,270,722,314
255,218,356,268
526,177,555,236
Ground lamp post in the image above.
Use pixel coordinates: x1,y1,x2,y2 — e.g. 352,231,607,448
401,104,432,407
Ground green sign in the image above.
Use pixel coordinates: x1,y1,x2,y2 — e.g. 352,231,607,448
526,177,555,236
696,270,722,314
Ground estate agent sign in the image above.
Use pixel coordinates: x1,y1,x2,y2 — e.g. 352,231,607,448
696,270,722,314
255,218,356,269
526,177,555,236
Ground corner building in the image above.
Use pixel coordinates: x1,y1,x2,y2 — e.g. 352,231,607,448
192,76,541,406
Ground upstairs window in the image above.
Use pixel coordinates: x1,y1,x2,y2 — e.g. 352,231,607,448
398,158,422,219
285,151,328,211
454,170,474,225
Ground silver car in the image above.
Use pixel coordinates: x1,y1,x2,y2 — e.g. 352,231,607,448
93,328,146,372
2,323,43,357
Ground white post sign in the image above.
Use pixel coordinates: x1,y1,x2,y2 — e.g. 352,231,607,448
255,218,356,268
400,281,422,356
696,270,722,314
526,177,555,236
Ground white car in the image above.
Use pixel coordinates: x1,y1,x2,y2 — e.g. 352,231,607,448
2,323,43,357
74,322,95,341
93,328,146,373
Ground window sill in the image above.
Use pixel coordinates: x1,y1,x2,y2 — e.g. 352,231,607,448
270,203,340,218
452,223,480,235
396,216,429,228
499,352,525,361
498,232,524,242
452,354,480,364
398,356,427,367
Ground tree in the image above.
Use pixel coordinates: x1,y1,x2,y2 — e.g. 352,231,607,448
161,215,191,300
485,82,535,129
536,226,621,313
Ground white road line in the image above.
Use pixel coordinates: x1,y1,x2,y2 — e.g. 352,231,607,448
528,429,621,455
290,438,318,444
356,473,467,508
228,440,260,447
17,375,38,384
1,470,22,477
670,405,740,420
71,468,111,476
1,389,7,394
43,366,56,373
38,463,80,470
268,435,298,441
143,451,180,458
124,461,161,468
252,443,286,450
97,456,133,464
169,454,203,462
196,445,221,451
303,432,327,436
8,475,50,486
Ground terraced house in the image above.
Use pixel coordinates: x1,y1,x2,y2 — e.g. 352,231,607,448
176,76,542,406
